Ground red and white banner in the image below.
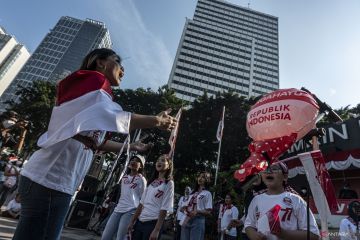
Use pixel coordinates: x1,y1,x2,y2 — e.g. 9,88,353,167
38,70,130,148
168,108,182,159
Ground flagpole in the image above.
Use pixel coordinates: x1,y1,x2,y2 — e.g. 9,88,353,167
214,106,225,200
214,137,222,187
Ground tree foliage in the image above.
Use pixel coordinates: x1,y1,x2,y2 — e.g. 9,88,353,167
6,80,56,152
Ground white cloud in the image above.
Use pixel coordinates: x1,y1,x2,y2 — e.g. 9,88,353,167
94,0,173,89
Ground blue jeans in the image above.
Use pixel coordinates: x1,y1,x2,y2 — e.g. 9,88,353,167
101,209,135,240
13,176,72,240
180,216,205,240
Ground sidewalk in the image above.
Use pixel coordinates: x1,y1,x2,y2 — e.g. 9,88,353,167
0,216,100,240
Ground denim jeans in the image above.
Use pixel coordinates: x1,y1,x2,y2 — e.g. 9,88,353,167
13,176,72,240
180,216,206,240
101,209,135,240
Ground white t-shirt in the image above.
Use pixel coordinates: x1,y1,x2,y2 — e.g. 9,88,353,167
176,196,190,221
185,190,213,212
115,174,146,213
244,192,320,240
139,179,174,222
6,199,21,213
218,204,239,237
339,217,360,240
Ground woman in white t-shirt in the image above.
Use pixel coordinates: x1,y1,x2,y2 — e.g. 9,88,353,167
12,48,177,240
218,193,239,240
102,154,147,240
244,161,320,240
128,154,174,240
180,171,213,240
339,200,360,240
175,186,191,240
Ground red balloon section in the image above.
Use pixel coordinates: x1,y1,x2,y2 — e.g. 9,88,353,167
234,88,319,182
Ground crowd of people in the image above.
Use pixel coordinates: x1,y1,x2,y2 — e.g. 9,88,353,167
0,48,359,240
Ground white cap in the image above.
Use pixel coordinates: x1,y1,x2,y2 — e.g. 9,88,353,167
132,154,145,167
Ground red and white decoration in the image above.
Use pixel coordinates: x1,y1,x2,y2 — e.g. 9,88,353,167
234,88,319,182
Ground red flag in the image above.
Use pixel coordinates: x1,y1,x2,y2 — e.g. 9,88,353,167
216,106,225,141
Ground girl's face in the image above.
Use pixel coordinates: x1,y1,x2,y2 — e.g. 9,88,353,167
155,155,170,172
197,173,208,186
261,164,287,189
98,54,124,86
225,195,232,205
128,158,142,172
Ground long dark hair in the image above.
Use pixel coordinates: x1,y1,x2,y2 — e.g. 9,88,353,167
191,171,211,194
79,48,120,70
147,154,173,186
348,200,360,223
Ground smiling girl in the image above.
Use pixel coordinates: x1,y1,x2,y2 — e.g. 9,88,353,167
102,154,147,240
128,154,174,240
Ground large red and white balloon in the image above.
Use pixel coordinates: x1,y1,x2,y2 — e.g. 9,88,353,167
234,88,319,182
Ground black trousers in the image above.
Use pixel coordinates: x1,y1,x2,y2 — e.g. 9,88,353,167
133,219,163,240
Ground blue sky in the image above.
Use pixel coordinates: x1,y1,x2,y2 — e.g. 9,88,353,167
1,0,359,109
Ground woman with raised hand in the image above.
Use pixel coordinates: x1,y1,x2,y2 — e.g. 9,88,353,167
13,48,177,240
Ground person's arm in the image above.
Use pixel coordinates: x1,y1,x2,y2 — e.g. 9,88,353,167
244,197,267,240
129,109,177,131
191,191,212,217
127,204,144,233
228,206,239,230
97,140,152,153
245,227,267,240
150,181,175,240
4,166,16,176
290,196,320,240
149,210,167,240
275,229,319,240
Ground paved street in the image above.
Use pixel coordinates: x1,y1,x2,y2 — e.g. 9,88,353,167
0,216,100,240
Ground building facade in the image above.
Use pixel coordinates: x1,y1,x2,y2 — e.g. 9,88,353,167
0,16,112,111
0,27,30,98
168,0,279,102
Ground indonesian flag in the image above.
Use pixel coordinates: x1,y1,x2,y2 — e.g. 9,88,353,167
37,70,131,148
298,151,338,214
168,108,182,159
216,106,225,142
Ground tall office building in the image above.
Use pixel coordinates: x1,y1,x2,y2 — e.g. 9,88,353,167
0,16,112,111
0,27,30,98
168,0,279,102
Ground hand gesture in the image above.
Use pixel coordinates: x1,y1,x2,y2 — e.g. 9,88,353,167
156,108,177,131
130,141,153,153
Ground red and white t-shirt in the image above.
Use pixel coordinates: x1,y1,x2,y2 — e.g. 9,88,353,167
185,190,213,213
218,204,239,237
115,174,146,213
139,179,174,222
244,192,320,240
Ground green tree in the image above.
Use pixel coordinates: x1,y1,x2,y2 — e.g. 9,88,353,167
6,80,56,153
